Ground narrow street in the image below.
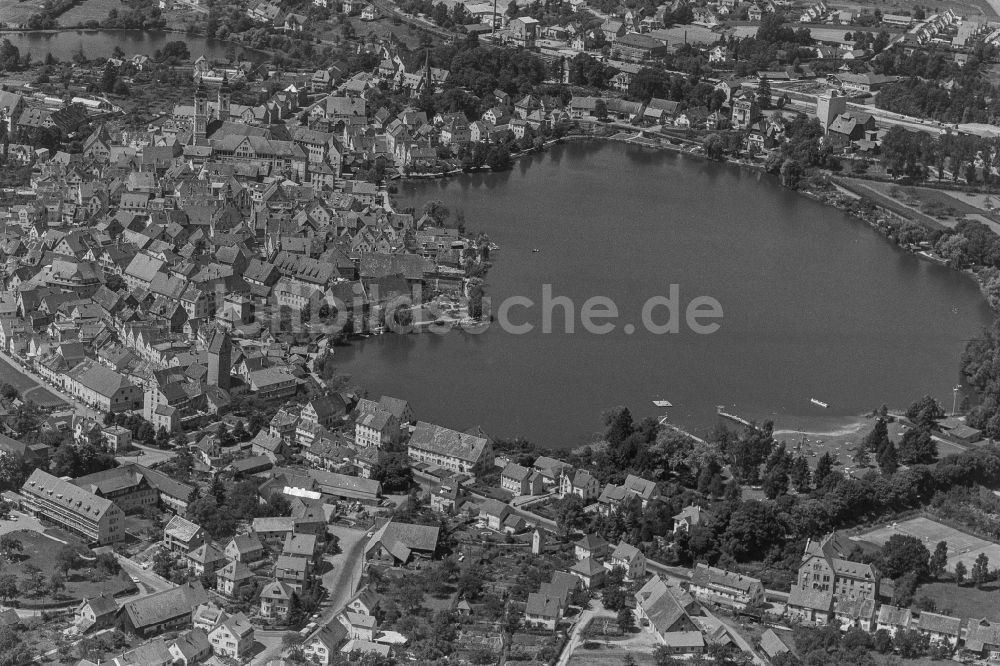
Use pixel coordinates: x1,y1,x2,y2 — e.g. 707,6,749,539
318,525,368,623
116,554,175,594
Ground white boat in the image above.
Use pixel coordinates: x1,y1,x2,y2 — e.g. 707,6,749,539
811,398,829,408
653,400,673,407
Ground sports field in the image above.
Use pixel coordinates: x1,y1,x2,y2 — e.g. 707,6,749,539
860,517,1000,570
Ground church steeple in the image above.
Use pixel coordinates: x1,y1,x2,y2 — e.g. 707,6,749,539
193,76,208,141
218,71,231,123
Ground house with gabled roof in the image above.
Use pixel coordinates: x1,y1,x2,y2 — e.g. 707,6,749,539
574,534,610,562
525,592,563,630
689,564,763,611
916,611,961,648
606,541,646,580
208,612,254,659
786,585,833,624
833,595,877,632
74,593,118,634
407,421,493,475
963,619,1000,661
569,557,607,589
364,519,439,567
119,582,209,637
559,469,600,501
259,580,295,621
224,532,265,563
876,604,911,636
186,542,226,576
302,621,349,665
216,559,255,598
501,462,543,496
634,575,700,647
673,505,712,532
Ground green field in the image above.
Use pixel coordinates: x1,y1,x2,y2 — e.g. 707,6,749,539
915,581,1000,620
59,0,122,26
3,529,136,604
0,356,66,408
0,0,45,27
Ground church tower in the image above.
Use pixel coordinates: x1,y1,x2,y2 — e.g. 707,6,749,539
194,76,208,141
218,72,231,123
207,327,232,390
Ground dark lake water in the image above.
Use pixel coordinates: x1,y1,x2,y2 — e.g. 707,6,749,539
3,30,260,61
334,141,993,448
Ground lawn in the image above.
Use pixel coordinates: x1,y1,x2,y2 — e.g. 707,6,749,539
59,0,122,26
914,581,1000,620
4,529,136,604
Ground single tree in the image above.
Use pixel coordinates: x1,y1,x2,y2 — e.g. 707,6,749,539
852,439,870,466
877,534,930,579
877,439,899,474
49,572,65,596
616,607,635,633
790,455,811,492
814,452,834,486
971,553,990,588
955,560,967,585
757,75,772,110
930,541,948,579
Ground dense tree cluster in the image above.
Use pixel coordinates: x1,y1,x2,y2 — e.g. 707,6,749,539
874,47,1000,124
187,478,291,538
962,318,1000,437
447,46,549,98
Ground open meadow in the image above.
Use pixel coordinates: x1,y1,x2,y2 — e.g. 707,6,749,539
59,0,122,26
0,0,45,27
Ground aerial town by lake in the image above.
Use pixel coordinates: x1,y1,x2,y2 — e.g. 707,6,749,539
8,0,1000,663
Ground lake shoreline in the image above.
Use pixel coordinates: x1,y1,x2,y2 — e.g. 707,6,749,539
399,130,996,311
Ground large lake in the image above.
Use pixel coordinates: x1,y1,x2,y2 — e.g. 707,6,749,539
1,30,261,61
335,141,993,448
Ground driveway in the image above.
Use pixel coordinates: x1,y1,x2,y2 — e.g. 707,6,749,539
557,604,599,666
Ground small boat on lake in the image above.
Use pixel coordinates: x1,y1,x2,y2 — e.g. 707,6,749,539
811,398,829,408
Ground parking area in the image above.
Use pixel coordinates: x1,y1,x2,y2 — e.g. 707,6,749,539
0,509,45,537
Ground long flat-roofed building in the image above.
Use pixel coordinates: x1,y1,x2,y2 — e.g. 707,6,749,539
20,469,125,544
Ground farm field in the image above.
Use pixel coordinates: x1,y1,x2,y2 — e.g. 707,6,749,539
914,581,1000,620
59,0,122,26
860,516,1000,570
0,0,45,27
